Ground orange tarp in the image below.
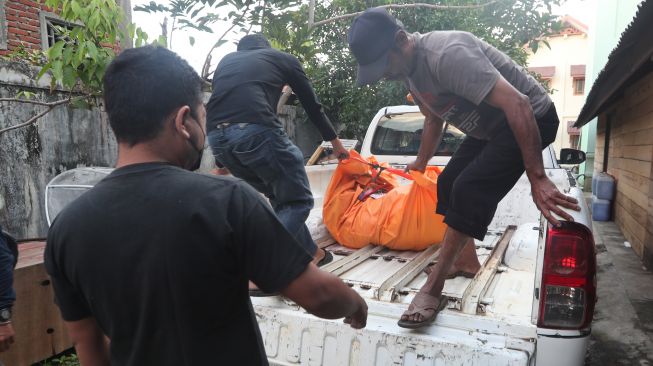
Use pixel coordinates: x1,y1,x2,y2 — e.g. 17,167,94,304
322,151,447,251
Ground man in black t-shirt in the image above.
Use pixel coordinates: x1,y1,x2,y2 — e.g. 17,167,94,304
44,46,367,366
206,34,349,269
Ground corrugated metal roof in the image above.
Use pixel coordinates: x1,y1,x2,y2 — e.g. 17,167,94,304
575,0,653,127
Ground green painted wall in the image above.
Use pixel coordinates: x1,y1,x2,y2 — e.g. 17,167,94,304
580,0,643,190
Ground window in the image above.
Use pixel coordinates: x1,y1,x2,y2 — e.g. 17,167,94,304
40,12,78,49
573,78,585,95
371,112,465,156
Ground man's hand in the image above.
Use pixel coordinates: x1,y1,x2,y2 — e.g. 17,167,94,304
0,322,15,352
531,175,580,227
405,159,427,173
344,297,368,329
330,138,350,161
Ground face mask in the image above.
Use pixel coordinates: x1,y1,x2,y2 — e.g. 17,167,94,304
187,116,206,171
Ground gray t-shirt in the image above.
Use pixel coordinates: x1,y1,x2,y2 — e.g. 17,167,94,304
406,31,552,140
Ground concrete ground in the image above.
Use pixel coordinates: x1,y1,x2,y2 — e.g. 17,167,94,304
586,219,653,365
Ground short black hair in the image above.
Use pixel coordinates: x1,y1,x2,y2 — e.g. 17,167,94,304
103,46,203,146
237,34,271,51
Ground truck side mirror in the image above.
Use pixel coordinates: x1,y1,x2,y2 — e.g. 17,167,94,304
558,148,586,165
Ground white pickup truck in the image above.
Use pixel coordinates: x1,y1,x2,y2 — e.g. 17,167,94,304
44,105,596,366
251,105,596,366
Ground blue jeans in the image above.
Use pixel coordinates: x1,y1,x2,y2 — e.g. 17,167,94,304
208,124,317,255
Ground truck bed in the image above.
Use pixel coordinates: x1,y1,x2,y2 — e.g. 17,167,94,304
252,219,538,365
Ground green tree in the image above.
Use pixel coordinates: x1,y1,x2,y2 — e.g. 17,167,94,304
134,0,303,78
266,0,562,139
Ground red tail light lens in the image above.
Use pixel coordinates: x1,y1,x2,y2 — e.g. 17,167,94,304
538,222,596,329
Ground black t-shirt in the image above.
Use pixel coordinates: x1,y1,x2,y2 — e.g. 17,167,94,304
44,163,312,366
206,47,337,141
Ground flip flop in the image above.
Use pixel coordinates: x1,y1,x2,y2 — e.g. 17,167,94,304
317,249,333,267
397,293,448,329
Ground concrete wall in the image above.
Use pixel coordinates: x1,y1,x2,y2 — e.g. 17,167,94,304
594,71,653,268
0,60,117,239
1,70,319,239
279,104,324,161
527,32,589,154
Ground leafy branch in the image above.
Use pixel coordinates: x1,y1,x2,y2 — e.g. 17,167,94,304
309,1,499,28
0,97,72,134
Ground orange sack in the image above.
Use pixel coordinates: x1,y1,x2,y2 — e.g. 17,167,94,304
322,150,447,251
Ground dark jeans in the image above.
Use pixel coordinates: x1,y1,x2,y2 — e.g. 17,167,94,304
208,123,317,255
0,226,15,309
436,104,560,240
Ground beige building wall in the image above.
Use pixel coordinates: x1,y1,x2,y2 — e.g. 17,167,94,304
527,28,589,154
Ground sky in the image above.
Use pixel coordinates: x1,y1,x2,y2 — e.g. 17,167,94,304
130,0,598,74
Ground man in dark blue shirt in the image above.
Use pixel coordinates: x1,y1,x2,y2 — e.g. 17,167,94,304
0,225,16,352
206,34,348,270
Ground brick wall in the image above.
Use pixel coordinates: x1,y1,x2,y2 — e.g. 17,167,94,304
0,0,54,57
594,71,653,269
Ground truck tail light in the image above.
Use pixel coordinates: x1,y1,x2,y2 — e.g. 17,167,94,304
538,222,596,329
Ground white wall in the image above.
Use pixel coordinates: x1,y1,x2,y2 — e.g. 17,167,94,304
527,33,589,153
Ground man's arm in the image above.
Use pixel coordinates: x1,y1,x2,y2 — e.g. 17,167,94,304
281,264,367,329
64,317,110,366
406,104,445,172
484,76,580,225
231,183,366,328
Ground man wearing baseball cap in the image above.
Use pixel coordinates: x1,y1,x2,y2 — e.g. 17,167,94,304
348,8,581,329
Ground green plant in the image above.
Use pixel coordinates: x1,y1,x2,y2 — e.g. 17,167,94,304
0,0,150,135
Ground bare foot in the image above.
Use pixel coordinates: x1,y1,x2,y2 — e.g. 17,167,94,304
311,248,326,266
425,239,481,277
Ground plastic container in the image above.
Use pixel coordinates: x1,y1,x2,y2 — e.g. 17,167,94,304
591,195,611,221
592,171,599,196
594,173,615,200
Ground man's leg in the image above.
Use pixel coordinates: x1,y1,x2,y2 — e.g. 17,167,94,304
209,124,319,256
429,137,486,278
260,131,319,258
424,238,480,277
400,127,532,326
401,227,471,323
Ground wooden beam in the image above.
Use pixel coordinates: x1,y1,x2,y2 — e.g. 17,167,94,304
376,244,440,302
460,226,515,315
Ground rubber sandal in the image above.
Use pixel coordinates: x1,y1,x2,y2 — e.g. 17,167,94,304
317,250,333,267
397,293,448,329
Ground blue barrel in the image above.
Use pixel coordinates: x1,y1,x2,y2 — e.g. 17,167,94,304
594,173,615,200
592,195,611,221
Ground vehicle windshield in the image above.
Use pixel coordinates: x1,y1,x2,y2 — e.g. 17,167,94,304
371,112,465,156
